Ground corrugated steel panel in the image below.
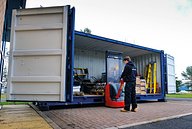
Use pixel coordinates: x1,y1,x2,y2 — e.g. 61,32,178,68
132,53,161,87
7,6,69,101
74,48,105,79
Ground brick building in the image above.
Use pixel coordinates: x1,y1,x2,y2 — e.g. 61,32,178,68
0,0,6,43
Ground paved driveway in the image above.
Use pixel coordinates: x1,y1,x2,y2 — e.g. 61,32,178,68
42,101,192,129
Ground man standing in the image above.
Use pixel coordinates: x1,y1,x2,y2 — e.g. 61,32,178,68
120,56,138,112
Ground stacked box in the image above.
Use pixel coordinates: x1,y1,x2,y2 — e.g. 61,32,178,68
135,77,147,94
140,79,146,86
136,86,141,94
140,91,146,94
136,76,141,94
73,86,81,92
136,76,141,85
140,79,146,94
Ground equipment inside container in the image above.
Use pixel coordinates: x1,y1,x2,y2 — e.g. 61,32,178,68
73,33,162,96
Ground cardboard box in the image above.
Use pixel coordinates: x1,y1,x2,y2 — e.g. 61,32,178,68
140,87,146,91
140,79,146,86
73,86,81,92
136,87,141,94
136,76,141,85
140,91,146,95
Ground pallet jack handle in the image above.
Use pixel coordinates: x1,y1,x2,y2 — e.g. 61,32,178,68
115,79,124,99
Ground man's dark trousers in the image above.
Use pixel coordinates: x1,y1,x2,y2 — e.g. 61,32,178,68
124,82,137,111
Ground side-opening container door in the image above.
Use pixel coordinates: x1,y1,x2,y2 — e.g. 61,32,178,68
7,6,75,102
165,54,176,94
66,7,75,102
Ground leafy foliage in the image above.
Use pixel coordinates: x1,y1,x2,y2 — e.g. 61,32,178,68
80,28,92,34
176,80,182,92
181,66,192,90
181,66,192,80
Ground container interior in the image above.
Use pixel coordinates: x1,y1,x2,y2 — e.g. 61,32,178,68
74,33,162,96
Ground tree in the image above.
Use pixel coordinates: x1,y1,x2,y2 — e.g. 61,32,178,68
181,66,192,80
181,66,192,90
80,28,92,34
176,80,182,92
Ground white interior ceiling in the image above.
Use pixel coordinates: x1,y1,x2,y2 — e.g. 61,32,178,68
74,34,154,57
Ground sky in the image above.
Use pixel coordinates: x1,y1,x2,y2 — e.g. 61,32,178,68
26,0,192,79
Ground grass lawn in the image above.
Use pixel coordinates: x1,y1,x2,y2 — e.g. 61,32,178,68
0,102,30,105
1,93,6,99
166,93,192,98
1,93,30,105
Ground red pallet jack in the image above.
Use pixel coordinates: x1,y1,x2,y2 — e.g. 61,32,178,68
105,79,125,107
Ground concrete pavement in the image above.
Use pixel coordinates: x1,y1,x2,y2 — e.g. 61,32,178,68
0,105,52,129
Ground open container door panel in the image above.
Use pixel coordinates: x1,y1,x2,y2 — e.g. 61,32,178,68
165,54,176,94
7,6,75,102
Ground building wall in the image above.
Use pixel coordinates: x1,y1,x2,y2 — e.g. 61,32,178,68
0,0,6,43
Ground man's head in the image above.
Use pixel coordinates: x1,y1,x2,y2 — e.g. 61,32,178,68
123,56,131,64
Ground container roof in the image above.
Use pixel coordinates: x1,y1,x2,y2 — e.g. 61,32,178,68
75,31,162,57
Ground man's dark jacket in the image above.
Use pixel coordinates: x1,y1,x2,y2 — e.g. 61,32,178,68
121,61,137,82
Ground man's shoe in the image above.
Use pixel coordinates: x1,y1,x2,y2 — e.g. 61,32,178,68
120,108,129,112
131,108,138,112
